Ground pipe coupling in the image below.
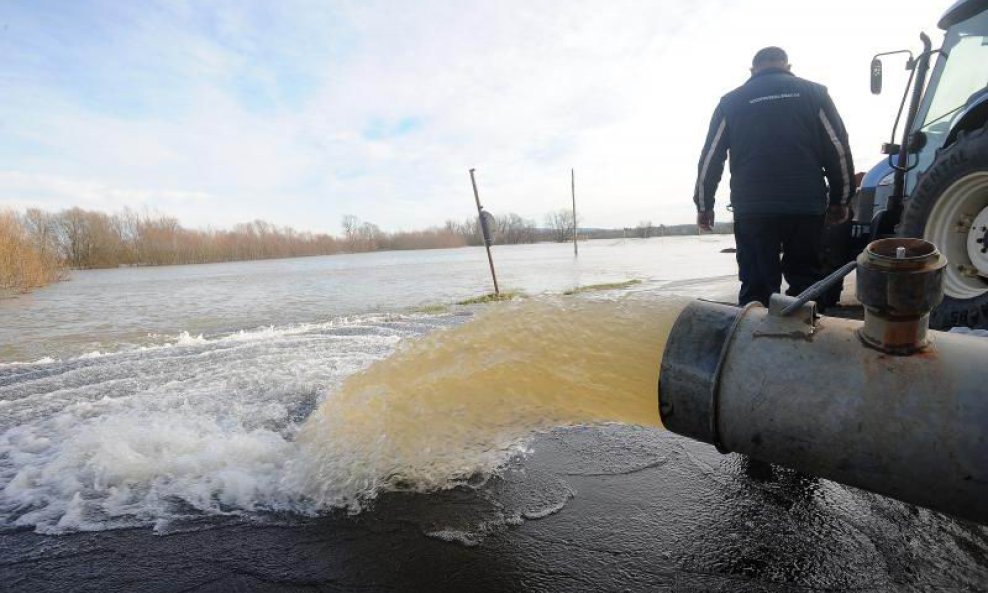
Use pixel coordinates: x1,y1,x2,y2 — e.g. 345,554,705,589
855,238,946,354
658,300,751,450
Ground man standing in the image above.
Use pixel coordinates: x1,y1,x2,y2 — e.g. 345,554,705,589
693,46,855,307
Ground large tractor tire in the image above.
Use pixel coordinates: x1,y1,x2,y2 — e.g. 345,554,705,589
901,123,988,329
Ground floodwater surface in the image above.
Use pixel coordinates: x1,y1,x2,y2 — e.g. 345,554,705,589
1,293,682,533
3,236,987,593
0,238,711,533
0,236,735,363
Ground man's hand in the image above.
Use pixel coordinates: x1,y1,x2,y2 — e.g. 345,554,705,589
826,204,849,226
697,210,715,231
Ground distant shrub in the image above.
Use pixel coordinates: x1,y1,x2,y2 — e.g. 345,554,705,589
0,210,65,295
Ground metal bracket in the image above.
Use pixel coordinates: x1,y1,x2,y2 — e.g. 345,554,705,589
756,294,818,339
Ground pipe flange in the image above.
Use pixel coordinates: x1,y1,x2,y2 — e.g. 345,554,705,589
856,238,946,354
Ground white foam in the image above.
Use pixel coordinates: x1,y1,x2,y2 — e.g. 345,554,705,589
0,312,454,533
521,494,573,520
173,331,208,346
425,528,484,547
0,356,58,367
1,297,668,534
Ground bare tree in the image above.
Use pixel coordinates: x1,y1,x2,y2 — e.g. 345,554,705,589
544,209,575,243
497,213,537,244
356,221,384,251
22,208,62,264
635,220,653,239
341,215,360,251
57,208,91,268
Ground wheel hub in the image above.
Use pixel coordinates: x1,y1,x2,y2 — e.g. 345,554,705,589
923,171,988,300
968,207,988,276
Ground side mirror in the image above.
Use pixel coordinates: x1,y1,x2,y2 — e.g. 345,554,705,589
870,58,883,94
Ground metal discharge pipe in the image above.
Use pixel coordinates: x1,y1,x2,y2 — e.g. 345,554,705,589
659,239,988,525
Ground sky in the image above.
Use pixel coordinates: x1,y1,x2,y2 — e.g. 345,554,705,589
0,0,947,233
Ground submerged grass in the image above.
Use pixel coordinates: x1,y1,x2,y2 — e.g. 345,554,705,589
456,291,523,305
563,280,641,296
425,283,639,312
412,303,450,315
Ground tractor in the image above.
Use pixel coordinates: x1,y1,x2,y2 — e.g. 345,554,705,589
844,0,988,328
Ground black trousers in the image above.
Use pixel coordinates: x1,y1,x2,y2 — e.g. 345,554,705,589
734,214,825,307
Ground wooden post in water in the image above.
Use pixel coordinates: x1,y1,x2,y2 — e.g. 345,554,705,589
571,168,578,256
469,168,500,296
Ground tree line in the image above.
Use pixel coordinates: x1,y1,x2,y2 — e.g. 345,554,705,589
0,207,546,293
10,207,346,270
0,205,728,295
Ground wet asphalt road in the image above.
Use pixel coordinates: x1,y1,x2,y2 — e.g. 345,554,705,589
3,425,987,592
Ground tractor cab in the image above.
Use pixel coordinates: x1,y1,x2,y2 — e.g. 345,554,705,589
907,3,988,191
852,0,988,328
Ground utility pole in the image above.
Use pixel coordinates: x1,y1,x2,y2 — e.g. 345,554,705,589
571,168,578,256
469,168,500,296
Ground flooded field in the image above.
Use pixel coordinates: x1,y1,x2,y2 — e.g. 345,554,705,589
2,235,987,592
0,236,735,363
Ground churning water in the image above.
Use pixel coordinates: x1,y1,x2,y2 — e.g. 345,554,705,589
0,238,737,535
0,293,684,534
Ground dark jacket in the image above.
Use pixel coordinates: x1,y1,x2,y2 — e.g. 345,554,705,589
693,68,855,216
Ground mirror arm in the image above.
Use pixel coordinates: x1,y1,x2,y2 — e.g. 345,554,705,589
872,49,914,62
890,66,917,145
889,33,933,219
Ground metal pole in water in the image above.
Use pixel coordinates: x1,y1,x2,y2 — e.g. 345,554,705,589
469,168,500,296
571,168,578,256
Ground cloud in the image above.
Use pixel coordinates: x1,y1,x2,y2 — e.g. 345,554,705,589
0,0,948,233
0,171,212,215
